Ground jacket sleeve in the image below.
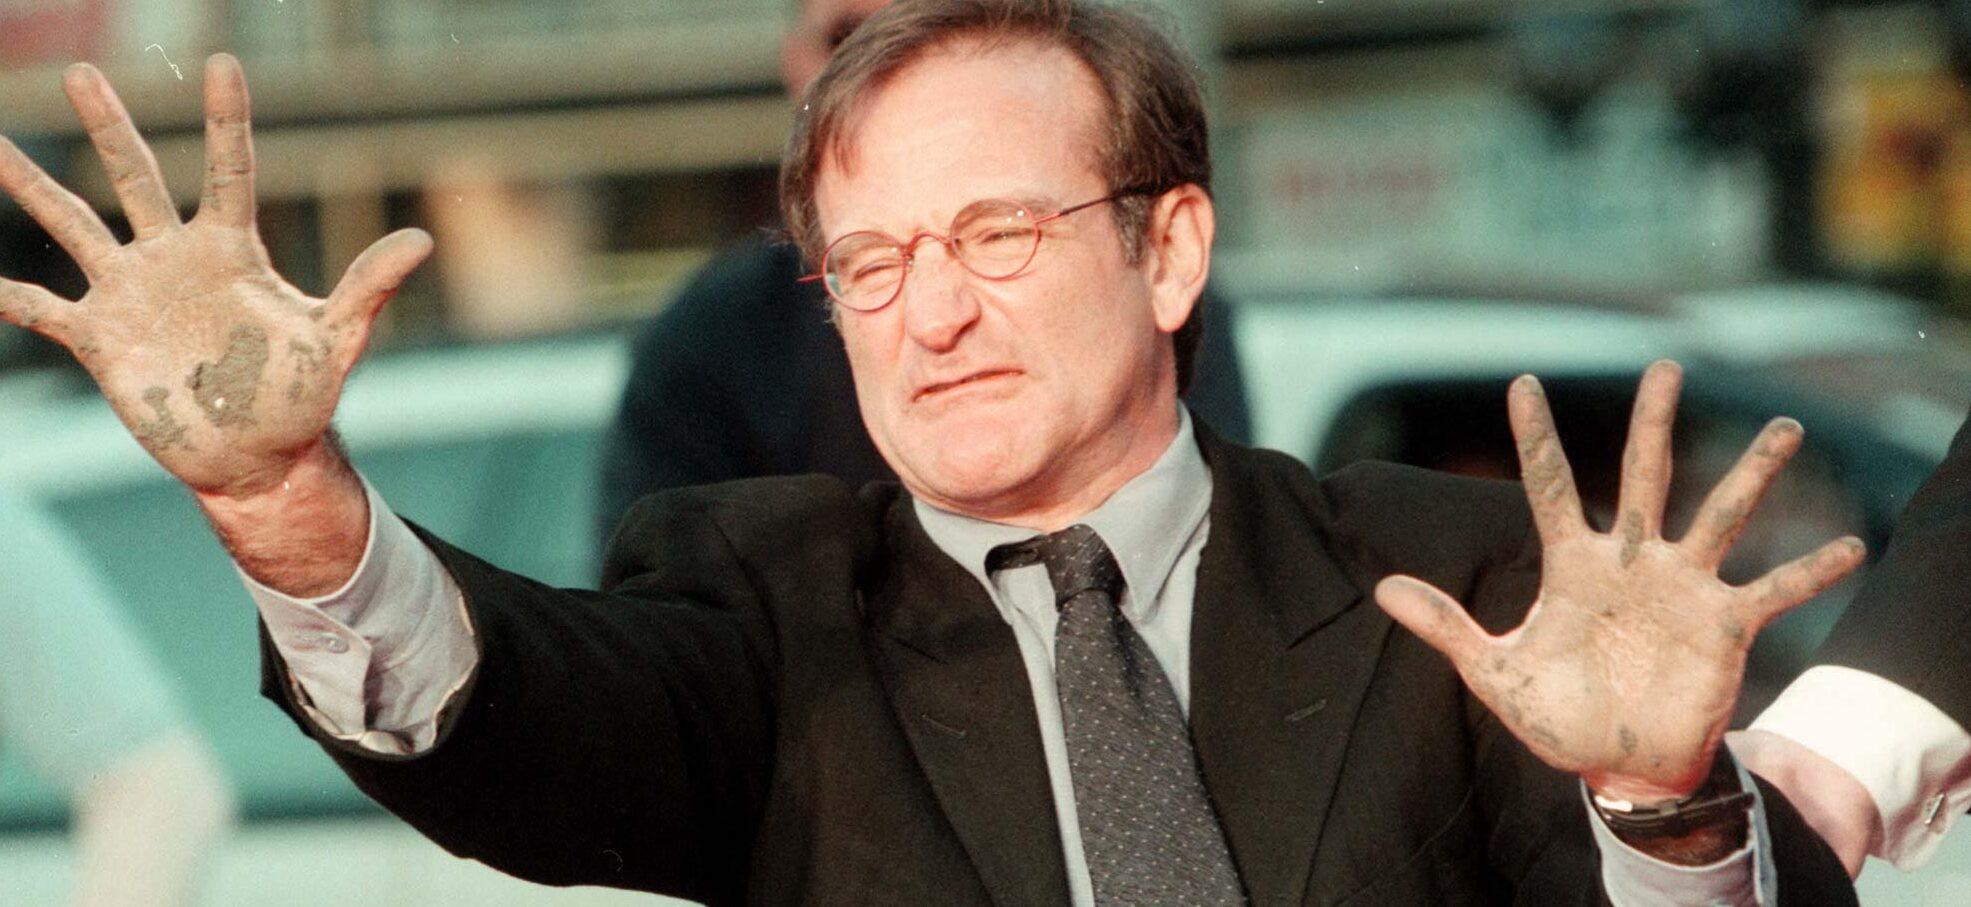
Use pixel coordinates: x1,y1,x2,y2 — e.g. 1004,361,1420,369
259,490,784,906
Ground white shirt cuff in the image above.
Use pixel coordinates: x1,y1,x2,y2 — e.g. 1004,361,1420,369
1752,665,1971,869
239,476,477,755
1586,750,1773,907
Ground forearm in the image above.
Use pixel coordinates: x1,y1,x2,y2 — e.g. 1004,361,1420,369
69,729,235,907
196,434,368,598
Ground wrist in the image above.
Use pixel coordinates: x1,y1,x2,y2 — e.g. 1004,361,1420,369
1590,748,1755,866
195,434,370,597
1587,776,1703,808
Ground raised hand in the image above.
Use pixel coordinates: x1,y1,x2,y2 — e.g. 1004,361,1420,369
1375,360,1866,805
0,55,430,498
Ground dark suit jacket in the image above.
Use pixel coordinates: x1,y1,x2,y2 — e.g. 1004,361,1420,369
594,238,1253,550
1816,413,1971,727
263,428,1853,906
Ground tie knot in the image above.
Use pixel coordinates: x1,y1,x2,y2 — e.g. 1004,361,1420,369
986,523,1124,610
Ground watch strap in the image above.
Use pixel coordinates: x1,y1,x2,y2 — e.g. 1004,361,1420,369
1591,748,1754,840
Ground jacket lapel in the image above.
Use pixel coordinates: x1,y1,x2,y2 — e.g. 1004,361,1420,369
1188,428,1388,907
868,498,1073,907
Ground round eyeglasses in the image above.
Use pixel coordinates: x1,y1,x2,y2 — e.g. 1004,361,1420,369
801,188,1152,312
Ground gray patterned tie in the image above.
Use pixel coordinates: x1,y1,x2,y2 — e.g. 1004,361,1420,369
987,524,1246,906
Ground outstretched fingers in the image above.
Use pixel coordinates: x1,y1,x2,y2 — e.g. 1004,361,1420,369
0,135,119,271
1679,417,1804,568
1509,375,1590,544
197,54,257,228
1614,361,1681,551
62,63,180,240
1375,575,1493,673
1741,536,1866,629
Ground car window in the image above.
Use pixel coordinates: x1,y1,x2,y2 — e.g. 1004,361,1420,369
0,427,601,830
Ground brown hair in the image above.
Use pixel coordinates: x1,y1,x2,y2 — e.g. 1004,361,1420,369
779,0,1213,390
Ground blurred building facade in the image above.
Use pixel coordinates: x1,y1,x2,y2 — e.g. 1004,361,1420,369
1,0,1970,370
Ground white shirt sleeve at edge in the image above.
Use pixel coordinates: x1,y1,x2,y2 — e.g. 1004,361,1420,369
1752,665,1971,869
1587,748,1773,907
237,476,477,756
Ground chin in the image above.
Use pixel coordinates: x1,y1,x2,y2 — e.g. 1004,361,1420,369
891,420,1049,514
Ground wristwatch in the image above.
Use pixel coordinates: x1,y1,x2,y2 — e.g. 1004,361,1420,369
1590,748,1754,839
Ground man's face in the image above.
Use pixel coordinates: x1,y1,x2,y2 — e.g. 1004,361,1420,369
813,40,1193,524
782,0,893,96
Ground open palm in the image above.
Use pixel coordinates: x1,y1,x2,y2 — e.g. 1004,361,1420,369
0,55,429,497
1376,361,1866,803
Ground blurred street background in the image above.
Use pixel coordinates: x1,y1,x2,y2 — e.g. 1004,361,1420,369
3,0,1970,904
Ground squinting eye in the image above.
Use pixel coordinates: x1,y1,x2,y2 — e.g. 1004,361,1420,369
851,261,902,282
975,228,1033,244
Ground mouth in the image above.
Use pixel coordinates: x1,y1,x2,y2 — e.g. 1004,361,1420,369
914,369,1021,403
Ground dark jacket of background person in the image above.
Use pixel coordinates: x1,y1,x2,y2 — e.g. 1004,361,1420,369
266,427,1853,907
596,237,1253,550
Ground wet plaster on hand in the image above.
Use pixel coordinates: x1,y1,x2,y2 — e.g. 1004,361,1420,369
187,324,268,428
285,338,331,404
133,387,192,452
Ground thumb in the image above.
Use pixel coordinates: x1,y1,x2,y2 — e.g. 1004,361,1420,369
0,278,73,343
1375,574,1492,672
325,228,433,329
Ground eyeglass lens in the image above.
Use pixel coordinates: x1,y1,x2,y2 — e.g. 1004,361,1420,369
822,199,1043,310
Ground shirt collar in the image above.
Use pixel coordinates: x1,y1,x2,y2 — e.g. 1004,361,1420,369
913,406,1212,618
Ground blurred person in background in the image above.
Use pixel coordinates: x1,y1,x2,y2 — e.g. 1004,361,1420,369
594,0,1251,550
0,485,234,906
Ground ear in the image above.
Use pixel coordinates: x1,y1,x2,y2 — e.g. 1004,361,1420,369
1141,185,1214,335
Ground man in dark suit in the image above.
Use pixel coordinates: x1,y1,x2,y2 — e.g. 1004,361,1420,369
0,0,1865,903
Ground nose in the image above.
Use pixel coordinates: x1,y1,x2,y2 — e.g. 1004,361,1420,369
897,235,980,353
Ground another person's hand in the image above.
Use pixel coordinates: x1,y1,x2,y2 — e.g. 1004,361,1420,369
0,55,428,499
1376,361,1864,807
